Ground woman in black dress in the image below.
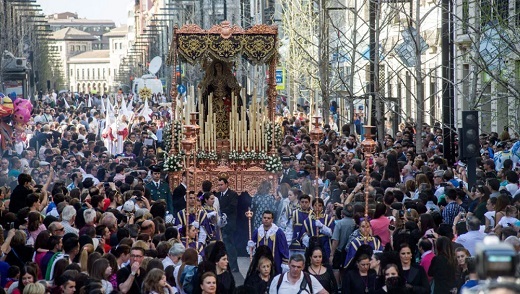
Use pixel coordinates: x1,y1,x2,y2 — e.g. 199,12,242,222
304,246,338,293
429,236,457,294
342,253,377,293
373,263,413,294
214,252,235,294
398,243,430,293
244,246,275,294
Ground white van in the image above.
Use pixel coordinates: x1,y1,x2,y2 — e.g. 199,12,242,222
132,74,164,97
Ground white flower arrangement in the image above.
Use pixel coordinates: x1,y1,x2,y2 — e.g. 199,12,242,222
265,155,282,173
256,151,268,160
265,121,283,150
164,153,184,172
172,120,183,151
163,122,172,153
207,150,218,161
244,150,257,161
197,150,208,160
228,150,239,161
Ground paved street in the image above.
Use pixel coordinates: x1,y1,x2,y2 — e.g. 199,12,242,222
231,256,251,286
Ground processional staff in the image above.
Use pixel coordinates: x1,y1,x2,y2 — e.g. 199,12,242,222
245,208,254,261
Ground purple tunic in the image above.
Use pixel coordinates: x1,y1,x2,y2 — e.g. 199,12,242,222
252,224,289,274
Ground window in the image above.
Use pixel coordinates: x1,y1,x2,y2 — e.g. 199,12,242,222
482,0,510,26
462,0,469,33
87,69,90,79
70,45,75,52
103,68,106,79
77,69,79,78
82,69,85,79
70,69,73,77
98,69,100,79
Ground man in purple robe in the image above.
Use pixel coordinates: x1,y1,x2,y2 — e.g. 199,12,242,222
248,210,290,274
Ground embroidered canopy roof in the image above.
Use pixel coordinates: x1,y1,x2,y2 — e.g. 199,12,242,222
168,21,278,65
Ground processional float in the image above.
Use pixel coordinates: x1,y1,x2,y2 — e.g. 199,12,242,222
164,21,283,195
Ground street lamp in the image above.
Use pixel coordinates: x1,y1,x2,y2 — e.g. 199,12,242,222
309,116,324,200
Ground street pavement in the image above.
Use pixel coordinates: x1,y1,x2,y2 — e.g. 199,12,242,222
231,256,251,286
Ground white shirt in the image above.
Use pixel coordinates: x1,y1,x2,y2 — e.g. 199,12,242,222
498,216,519,227
269,272,324,294
484,211,496,228
456,230,487,256
162,257,175,269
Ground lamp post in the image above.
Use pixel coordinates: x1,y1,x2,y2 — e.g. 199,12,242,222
361,125,377,218
310,116,324,200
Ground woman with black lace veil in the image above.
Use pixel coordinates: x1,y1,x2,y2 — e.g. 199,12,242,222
243,245,275,294
305,241,338,294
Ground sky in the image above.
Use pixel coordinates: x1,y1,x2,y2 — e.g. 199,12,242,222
37,0,133,26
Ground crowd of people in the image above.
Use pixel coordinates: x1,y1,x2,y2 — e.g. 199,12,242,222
0,91,518,294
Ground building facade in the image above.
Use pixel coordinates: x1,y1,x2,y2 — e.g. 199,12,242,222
46,12,116,50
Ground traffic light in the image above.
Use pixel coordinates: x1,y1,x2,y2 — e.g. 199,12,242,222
461,111,479,158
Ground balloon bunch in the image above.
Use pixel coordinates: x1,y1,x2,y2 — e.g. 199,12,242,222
0,92,33,144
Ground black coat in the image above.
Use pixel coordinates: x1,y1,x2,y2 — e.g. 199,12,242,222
9,185,32,214
402,264,430,294
219,189,238,232
429,255,457,294
342,269,377,294
171,183,187,215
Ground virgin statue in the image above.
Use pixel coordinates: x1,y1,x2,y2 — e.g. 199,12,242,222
198,59,243,140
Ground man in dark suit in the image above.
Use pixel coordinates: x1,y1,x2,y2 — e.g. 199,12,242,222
10,173,34,214
217,177,239,272
145,165,174,213
279,156,297,186
171,172,187,217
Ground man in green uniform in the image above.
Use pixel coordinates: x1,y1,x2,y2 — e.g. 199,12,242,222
146,165,174,214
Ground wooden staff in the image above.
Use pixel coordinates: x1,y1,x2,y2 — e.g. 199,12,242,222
245,208,254,261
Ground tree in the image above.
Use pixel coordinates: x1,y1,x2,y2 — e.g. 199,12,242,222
453,0,520,134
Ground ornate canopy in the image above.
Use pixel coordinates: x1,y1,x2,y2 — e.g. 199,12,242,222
168,21,278,65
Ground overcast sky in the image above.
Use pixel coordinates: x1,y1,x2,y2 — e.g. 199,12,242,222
38,0,132,26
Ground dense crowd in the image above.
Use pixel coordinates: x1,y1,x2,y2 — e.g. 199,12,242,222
0,91,518,294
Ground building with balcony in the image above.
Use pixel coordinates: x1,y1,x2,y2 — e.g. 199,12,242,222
50,25,130,94
46,12,116,50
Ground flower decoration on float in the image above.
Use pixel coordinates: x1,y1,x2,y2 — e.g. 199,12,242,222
256,151,268,160
163,122,172,153
228,150,239,161
138,87,152,100
207,150,218,161
197,150,208,160
164,153,184,171
244,150,257,161
172,120,183,151
265,155,282,173
265,121,283,149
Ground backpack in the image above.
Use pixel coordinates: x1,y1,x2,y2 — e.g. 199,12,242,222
275,272,313,294
179,265,197,293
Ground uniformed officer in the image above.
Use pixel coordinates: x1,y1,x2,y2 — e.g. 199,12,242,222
146,165,174,214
